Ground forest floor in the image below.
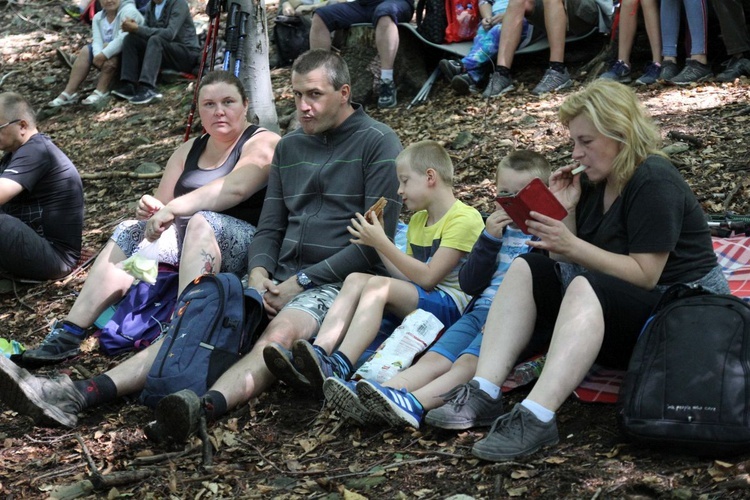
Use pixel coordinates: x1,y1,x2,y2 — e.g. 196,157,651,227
1,1,750,498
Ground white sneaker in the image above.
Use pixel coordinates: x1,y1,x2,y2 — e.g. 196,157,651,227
82,90,109,105
48,92,79,107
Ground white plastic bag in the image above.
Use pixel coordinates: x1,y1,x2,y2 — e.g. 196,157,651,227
120,240,160,285
353,309,444,384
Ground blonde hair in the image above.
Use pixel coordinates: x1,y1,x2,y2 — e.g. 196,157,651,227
497,150,552,185
397,140,453,184
559,80,664,192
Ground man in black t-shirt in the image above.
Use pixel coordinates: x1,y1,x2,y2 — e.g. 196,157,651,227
0,92,84,281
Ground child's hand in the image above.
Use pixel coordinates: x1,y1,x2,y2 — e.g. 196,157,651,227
348,212,388,249
485,208,512,238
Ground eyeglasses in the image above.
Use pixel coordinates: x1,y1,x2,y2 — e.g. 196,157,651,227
0,119,20,130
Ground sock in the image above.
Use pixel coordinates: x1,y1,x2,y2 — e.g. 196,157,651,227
496,65,511,77
331,351,353,379
62,320,85,338
473,376,501,399
74,374,117,408
381,69,394,82
312,344,328,358
202,390,228,421
521,398,555,422
549,61,566,73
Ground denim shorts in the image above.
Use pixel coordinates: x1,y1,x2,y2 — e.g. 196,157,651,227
314,0,413,30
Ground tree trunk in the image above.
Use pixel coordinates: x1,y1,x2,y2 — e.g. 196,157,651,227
237,0,280,133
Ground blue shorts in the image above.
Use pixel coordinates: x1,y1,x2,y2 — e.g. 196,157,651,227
314,0,413,31
429,307,487,362
415,285,461,332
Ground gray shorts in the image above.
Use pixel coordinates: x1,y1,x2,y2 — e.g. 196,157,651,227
283,283,342,326
529,0,598,36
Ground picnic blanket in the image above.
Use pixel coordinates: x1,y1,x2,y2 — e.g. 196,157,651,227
502,235,750,403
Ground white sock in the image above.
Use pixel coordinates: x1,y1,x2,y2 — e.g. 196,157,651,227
473,377,501,400
520,399,555,422
381,69,394,82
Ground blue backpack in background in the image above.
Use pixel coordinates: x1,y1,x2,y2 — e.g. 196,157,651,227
140,273,266,409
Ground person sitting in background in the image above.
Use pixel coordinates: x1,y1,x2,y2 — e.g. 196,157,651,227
0,92,83,282
598,0,662,85
711,0,750,82
321,150,551,429
111,0,201,105
23,71,279,365
437,0,535,96
435,80,728,462
658,0,712,84
50,0,144,107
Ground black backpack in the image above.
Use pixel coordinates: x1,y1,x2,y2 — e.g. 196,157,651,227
415,0,447,44
273,15,311,67
618,284,750,456
140,273,267,409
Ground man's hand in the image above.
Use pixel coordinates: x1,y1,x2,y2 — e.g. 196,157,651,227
121,17,138,33
262,276,302,316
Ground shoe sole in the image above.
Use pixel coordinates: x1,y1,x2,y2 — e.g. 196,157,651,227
451,76,472,96
483,83,514,98
131,96,162,105
531,79,573,96
153,389,201,443
424,410,498,430
322,377,375,425
111,91,134,101
671,75,713,86
22,347,81,364
292,340,327,394
471,434,559,462
356,380,420,429
377,99,397,109
263,343,312,393
0,356,77,428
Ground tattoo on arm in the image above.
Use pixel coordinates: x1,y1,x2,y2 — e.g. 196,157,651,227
200,250,217,275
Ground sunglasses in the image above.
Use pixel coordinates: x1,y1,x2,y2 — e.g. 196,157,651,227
0,119,20,130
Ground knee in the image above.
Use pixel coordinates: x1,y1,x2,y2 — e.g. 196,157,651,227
508,0,533,14
343,272,372,287
145,36,167,51
101,57,119,73
564,276,603,315
256,319,298,348
362,275,391,292
184,213,215,241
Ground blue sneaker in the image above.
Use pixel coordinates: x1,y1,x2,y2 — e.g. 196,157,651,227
635,61,661,85
322,377,382,425
356,379,423,428
599,60,632,83
292,339,342,394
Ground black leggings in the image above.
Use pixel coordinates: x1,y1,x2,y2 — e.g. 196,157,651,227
519,253,663,369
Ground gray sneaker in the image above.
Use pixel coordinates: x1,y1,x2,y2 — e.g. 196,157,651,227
378,80,397,108
424,380,503,430
716,56,750,82
531,67,573,95
322,377,382,425
0,356,85,428
658,61,680,82
471,404,559,461
668,59,713,85
451,74,479,95
145,389,203,444
263,342,311,392
482,71,514,98
23,320,84,364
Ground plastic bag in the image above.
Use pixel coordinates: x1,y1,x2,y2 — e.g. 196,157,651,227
120,240,160,285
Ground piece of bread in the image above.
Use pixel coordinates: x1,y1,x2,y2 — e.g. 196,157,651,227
364,196,388,220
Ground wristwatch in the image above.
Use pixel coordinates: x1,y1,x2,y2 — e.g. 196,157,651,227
296,271,315,290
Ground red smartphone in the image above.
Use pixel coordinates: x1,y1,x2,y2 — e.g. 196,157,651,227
495,178,568,234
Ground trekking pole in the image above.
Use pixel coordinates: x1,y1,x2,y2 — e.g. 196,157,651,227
183,0,223,141
222,2,241,72
209,0,226,70
233,11,250,77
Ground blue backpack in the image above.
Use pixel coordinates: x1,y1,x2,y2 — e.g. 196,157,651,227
97,265,180,356
140,273,266,409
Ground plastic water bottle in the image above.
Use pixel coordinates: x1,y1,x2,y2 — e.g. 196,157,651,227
513,356,546,385
458,3,474,39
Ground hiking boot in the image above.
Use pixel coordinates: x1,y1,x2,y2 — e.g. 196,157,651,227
599,60,631,83
112,82,137,100
531,67,573,95
0,355,85,428
658,61,680,82
668,59,713,85
635,61,661,85
439,59,464,80
716,56,750,82
22,320,84,364
263,342,311,392
130,86,163,105
482,71,514,98
378,79,397,108
48,92,79,107
471,404,559,461
357,379,423,428
322,377,381,425
424,380,503,430
145,389,203,444
292,340,342,393
451,74,479,95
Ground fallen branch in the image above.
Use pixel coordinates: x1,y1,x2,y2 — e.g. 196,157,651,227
129,443,200,465
80,171,163,180
667,131,703,148
0,70,19,87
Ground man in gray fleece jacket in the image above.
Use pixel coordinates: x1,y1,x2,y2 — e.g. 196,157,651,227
112,0,200,104
0,50,402,444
